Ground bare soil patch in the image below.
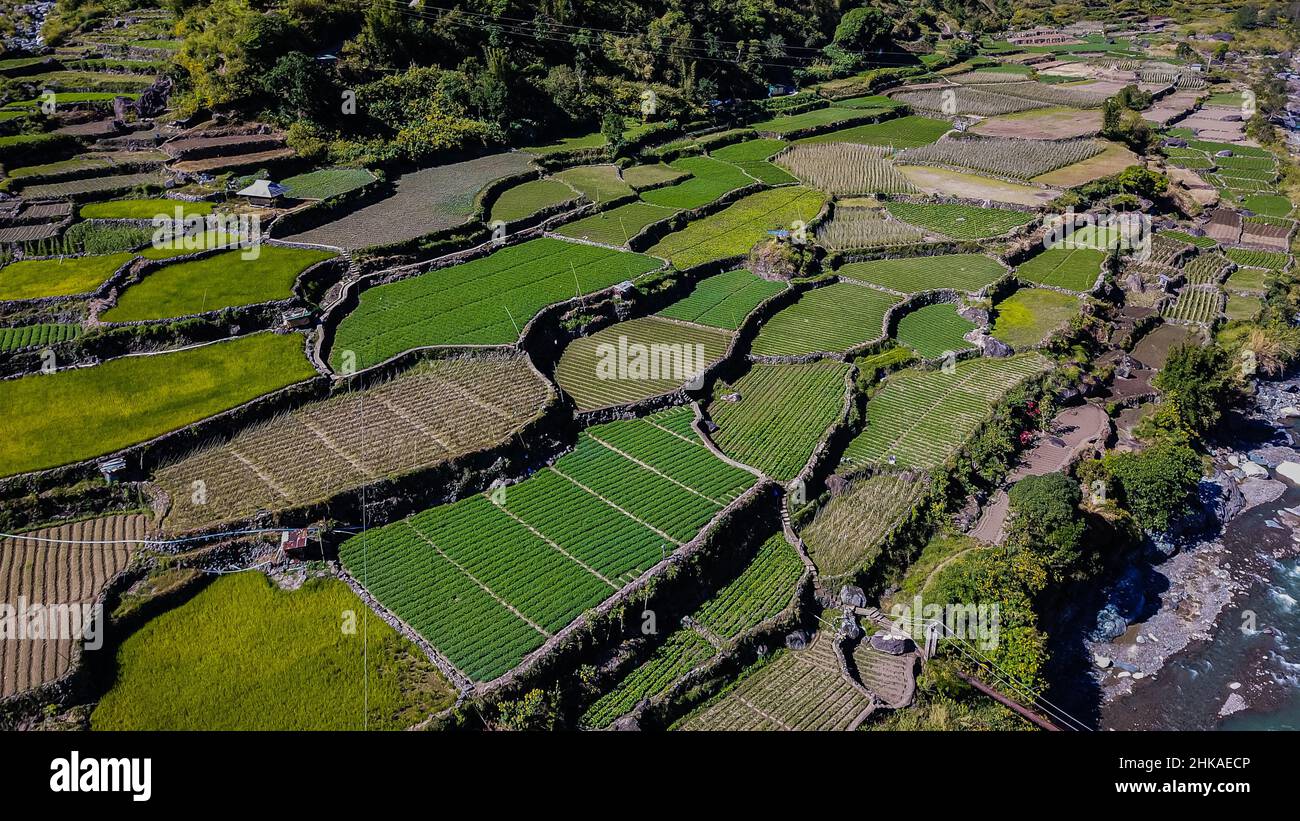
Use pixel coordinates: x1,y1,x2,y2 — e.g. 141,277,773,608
972,107,1101,139
896,165,1059,206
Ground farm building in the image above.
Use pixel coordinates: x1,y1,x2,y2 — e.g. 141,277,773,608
280,529,310,558
236,179,288,207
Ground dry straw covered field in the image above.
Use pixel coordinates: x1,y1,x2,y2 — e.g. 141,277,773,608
775,143,917,195
0,514,145,698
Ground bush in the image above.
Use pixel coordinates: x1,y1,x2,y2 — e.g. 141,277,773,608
1006,472,1087,575
1100,442,1203,532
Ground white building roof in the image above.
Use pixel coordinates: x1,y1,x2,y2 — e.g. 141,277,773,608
236,179,288,198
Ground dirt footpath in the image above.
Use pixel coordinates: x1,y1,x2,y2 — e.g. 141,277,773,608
970,404,1110,544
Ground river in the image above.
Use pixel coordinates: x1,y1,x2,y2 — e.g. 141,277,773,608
1099,422,1300,730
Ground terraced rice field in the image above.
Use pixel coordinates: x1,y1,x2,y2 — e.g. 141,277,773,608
0,253,133,300
521,131,605,156
647,186,825,270
283,153,536,249
337,408,756,682
801,474,928,578
579,531,802,728
892,85,1048,117
990,287,1080,349
330,238,660,370
751,106,868,136
103,246,335,321
640,156,754,209
0,514,143,698
840,353,1051,470
1242,194,1292,218
814,203,926,250
16,171,164,199
656,268,785,330
154,354,550,532
1014,247,1105,291
838,253,1005,295
555,201,678,245
675,632,872,730
897,136,1102,181
1162,286,1223,324
707,361,850,481
794,115,951,148
1183,252,1231,286
555,164,635,202
79,198,211,219
884,201,1036,239
554,316,732,410
894,303,977,359
0,332,316,477
1226,293,1263,321
895,165,1059,207
280,168,377,200
581,630,716,728
0,323,82,351
1226,266,1268,294
1160,229,1216,249
750,282,900,356
708,139,796,185
91,572,454,730
488,178,576,223
775,143,916,195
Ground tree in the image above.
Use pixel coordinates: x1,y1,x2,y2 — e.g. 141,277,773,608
1175,41,1195,62
1006,472,1088,574
1101,97,1121,133
832,7,891,51
1233,2,1259,29
1101,442,1203,532
260,51,332,121
492,688,561,730
1151,342,1241,437
601,108,627,154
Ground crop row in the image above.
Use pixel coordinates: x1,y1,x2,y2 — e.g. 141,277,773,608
897,136,1102,181
580,532,802,728
656,268,785,330
1163,286,1223,324
814,204,925,251
676,634,870,730
751,281,900,357
841,353,1051,470
801,474,928,578
1182,252,1232,285
0,323,81,352
339,410,756,682
1225,248,1289,271
775,143,916,195
838,252,1005,295
708,361,850,481
894,303,977,359
330,237,660,370
884,201,1035,240
892,86,1047,117
155,354,549,532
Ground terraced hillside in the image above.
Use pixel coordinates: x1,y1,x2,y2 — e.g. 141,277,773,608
154,354,551,532
0,515,144,698
841,354,1052,470
337,408,756,682
329,238,660,369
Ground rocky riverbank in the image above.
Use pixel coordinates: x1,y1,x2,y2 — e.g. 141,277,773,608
1086,377,1300,713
